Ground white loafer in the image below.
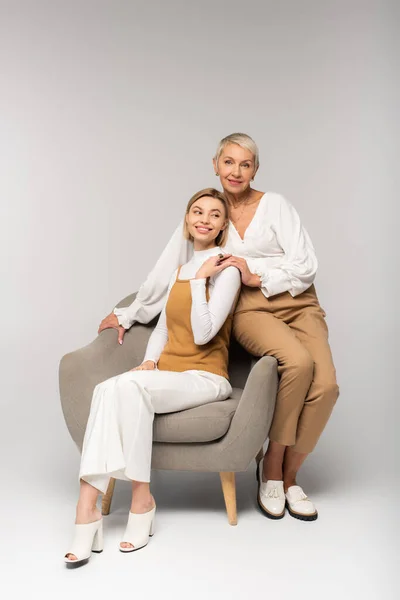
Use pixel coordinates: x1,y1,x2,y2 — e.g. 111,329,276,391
256,459,285,519
285,486,318,521
119,506,156,553
64,518,103,568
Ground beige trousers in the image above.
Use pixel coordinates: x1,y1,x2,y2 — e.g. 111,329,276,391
233,285,339,454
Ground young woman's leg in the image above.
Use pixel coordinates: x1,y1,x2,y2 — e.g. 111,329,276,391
80,369,230,485
66,369,230,559
65,480,103,562
77,368,231,549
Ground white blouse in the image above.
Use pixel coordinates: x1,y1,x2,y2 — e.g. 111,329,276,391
142,246,241,365
114,192,317,329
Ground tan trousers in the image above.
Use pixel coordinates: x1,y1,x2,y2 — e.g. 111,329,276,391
233,284,339,454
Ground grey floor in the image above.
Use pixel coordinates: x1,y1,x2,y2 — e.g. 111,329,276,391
2,447,397,600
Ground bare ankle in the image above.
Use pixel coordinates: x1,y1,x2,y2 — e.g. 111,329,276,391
283,479,297,492
262,454,283,482
75,504,101,524
130,494,155,514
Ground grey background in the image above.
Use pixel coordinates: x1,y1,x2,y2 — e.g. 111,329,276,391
0,0,397,597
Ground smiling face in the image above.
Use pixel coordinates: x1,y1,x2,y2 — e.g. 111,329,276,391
214,143,257,195
185,195,228,250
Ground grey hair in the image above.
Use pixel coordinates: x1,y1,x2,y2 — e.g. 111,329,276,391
214,132,260,171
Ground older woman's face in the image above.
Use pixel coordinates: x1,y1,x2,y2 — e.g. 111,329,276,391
214,143,257,194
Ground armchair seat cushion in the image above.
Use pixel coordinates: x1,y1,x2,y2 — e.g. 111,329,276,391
153,388,242,443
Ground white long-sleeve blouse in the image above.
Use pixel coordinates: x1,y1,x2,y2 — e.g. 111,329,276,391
142,246,241,364
114,192,317,329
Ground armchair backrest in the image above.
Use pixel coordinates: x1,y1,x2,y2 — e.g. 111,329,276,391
227,337,254,388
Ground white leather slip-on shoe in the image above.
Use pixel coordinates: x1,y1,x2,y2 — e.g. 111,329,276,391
119,505,156,553
256,458,285,519
64,518,103,569
285,485,318,521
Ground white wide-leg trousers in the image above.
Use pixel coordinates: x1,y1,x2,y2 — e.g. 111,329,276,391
79,369,232,493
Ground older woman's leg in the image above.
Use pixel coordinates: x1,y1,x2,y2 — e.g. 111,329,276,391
234,286,338,519
234,286,338,461
287,306,339,457
233,310,314,457
279,306,338,519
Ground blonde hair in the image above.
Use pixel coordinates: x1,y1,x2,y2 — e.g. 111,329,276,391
214,132,259,171
183,188,229,247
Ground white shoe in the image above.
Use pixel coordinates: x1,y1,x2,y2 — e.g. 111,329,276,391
285,486,318,521
256,459,285,519
64,518,103,568
119,506,156,553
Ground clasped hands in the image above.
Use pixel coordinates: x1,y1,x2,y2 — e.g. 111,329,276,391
195,254,261,288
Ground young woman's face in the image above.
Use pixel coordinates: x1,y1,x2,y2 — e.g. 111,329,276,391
214,143,257,194
186,196,227,247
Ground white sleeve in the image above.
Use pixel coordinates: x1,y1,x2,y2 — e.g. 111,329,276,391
247,194,318,298
189,266,241,345
113,220,193,329
142,270,177,364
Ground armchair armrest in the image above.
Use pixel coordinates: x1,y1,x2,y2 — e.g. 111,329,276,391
216,356,278,470
59,292,154,450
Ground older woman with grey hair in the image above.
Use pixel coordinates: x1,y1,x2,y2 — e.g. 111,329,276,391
100,133,339,522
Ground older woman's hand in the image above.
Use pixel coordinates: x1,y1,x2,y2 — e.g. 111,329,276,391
221,256,261,288
98,312,127,345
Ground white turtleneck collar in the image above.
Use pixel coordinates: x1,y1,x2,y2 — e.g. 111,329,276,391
191,246,222,263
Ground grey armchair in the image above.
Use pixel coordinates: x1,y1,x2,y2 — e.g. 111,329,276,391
60,293,278,525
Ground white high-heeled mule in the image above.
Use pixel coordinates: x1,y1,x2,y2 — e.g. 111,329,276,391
119,506,156,553
64,518,103,568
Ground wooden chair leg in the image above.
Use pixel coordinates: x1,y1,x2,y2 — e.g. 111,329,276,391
101,477,116,516
219,472,237,526
255,446,264,465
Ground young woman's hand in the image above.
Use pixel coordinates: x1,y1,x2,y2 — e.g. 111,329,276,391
195,254,232,279
219,256,261,287
98,313,127,345
130,360,156,371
